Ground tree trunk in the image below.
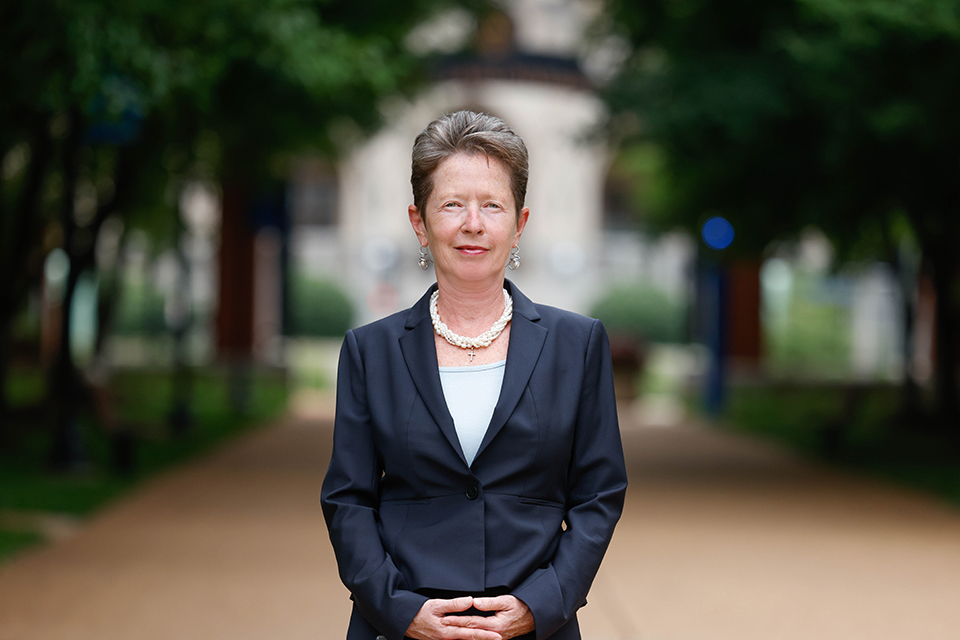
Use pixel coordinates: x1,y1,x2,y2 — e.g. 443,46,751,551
50,255,87,470
0,317,11,448
927,245,960,438
0,118,54,443
168,200,194,435
49,111,86,471
89,145,139,360
891,251,925,426
898,294,925,421
217,184,256,415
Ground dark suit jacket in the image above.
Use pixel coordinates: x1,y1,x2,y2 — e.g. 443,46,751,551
321,281,627,640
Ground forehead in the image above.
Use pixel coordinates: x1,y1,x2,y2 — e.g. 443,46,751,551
430,153,512,196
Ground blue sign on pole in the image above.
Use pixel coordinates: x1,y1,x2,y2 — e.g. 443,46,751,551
702,216,735,250
698,216,733,416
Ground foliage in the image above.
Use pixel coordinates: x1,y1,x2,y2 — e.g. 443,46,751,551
604,143,673,229
602,0,813,254
764,273,853,378
4,367,46,407
721,383,960,507
603,0,960,255
112,279,168,336
287,274,355,338
2,0,476,247
0,530,44,563
766,299,851,377
0,0,484,451
589,284,686,344
602,0,960,423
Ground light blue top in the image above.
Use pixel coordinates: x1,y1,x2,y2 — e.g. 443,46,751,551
439,359,506,466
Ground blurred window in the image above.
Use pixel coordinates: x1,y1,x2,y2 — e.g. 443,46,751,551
603,172,640,230
291,161,338,226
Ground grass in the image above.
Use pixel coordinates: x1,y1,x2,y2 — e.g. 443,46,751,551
0,530,45,559
719,382,960,507
0,365,289,561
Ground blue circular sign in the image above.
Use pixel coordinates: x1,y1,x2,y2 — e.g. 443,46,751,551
702,216,734,250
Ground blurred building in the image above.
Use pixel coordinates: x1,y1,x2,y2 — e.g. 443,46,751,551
287,0,694,325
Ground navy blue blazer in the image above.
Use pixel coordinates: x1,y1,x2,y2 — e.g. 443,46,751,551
321,281,627,640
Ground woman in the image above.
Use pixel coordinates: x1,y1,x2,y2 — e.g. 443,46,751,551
321,111,627,640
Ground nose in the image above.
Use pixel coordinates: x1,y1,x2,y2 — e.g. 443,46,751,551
461,204,483,233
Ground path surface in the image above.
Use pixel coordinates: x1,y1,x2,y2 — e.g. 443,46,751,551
2,395,960,640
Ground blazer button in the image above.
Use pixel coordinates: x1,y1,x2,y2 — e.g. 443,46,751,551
376,636,387,640
465,486,479,500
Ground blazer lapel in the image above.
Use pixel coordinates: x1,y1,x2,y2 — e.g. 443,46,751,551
399,286,467,464
475,281,546,461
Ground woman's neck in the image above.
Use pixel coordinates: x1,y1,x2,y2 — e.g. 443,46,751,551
434,276,507,334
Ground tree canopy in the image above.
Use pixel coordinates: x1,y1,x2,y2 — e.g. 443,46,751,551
603,0,960,255
2,0,476,249
0,0,483,455
602,0,960,425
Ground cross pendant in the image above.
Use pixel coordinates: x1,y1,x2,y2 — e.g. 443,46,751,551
468,348,475,363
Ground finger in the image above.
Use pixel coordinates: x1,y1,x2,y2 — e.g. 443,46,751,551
442,615,502,631
471,596,510,611
443,628,502,640
434,596,475,614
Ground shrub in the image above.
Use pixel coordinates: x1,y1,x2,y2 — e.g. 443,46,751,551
287,274,354,338
589,284,686,345
113,279,167,336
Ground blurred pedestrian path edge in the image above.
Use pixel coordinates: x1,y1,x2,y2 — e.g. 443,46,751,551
1,392,959,640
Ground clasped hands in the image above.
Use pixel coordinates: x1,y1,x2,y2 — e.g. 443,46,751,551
405,595,534,640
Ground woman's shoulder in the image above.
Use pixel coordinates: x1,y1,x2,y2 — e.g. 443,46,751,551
507,283,606,348
530,302,604,337
348,307,412,344
508,281,601,334
348,285,434,345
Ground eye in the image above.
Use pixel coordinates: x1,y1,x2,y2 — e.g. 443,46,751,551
443,201,461,209
484,202,503,211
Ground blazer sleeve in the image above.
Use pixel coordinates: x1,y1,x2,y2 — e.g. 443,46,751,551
511,319,628,640
320,329,429,640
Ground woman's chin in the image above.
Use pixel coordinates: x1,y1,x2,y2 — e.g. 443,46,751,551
437,265,505,286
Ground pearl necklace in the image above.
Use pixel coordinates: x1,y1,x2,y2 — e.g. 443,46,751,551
430,289,513,362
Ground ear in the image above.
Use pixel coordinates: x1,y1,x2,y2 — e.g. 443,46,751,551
514,206,530,244
409,205,428,246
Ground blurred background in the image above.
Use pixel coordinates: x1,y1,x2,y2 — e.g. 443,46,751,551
2,0,959,608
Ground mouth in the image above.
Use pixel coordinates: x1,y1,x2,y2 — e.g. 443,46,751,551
456,245,488,256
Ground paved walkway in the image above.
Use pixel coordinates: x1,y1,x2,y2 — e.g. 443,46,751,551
2,394,960,640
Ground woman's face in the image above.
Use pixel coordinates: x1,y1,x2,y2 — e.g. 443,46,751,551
409,153,529,289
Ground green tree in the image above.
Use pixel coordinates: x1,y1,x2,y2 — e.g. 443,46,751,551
0,0,481,461
602,0,960,434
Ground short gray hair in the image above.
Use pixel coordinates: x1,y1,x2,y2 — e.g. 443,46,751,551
411,110,529,219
